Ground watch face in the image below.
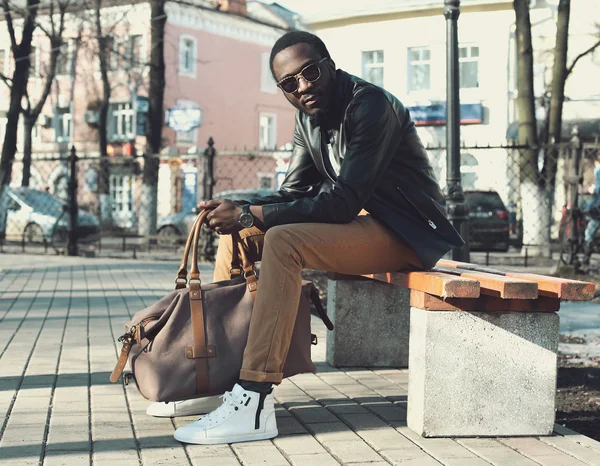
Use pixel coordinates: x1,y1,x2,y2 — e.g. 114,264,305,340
239,213,254,229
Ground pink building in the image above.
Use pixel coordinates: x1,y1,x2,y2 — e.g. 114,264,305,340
0,0,297,229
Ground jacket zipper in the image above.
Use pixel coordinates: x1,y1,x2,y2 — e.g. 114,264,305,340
396,186,437,230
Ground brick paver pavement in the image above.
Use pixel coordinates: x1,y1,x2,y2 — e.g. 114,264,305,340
1,255,599,466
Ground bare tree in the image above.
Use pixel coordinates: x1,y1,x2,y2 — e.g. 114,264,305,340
513,0,599,256
0,0,40,190
21,0,72,187
138,0,166,237
92,0,113,224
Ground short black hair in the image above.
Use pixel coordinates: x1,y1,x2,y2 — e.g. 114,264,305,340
269,31,331,80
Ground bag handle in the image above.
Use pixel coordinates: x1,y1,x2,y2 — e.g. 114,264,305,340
174,211,205,289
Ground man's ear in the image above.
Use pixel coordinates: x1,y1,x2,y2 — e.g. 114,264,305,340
327,59,336,72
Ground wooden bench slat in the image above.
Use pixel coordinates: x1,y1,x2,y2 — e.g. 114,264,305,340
362,271,480,299
411,290,560,312
432,266,538,299
437,259,595,301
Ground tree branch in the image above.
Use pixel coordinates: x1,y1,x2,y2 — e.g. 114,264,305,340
28,0,71,118
0,71,12,88
566,38,600,78
2,0,20,53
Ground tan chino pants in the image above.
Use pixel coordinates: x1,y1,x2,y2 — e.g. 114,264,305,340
213,213,424,384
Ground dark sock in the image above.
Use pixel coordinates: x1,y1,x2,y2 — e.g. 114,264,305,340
238,379,273,394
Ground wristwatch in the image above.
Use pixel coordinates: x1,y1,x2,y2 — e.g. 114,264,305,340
238,204,255,229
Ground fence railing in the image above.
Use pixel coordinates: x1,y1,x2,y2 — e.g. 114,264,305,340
1,136,599,268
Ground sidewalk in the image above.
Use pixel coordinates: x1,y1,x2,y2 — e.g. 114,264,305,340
1,256,599,466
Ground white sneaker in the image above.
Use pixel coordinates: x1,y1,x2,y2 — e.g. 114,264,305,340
173,384,278,445
146,395,223,418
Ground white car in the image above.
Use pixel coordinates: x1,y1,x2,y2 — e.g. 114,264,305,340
0,186,100,246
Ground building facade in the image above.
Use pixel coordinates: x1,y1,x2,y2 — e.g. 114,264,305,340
301,0,600,202
0,0,296,230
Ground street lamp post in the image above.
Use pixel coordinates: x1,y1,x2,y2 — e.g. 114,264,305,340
444,0,469,261
203,137,216,262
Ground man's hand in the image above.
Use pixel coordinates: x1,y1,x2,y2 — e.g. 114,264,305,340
197,199,242,234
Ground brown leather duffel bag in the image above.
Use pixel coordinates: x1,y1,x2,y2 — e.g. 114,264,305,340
110,209,333,402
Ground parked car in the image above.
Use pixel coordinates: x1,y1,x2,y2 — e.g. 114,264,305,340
157,188,276,245
464,190,510,252
0,187,101,246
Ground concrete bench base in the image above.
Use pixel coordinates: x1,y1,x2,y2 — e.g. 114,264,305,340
326,279,410,367
407,307,559,437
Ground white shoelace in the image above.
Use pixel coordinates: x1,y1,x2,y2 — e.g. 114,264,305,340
201,390,238,426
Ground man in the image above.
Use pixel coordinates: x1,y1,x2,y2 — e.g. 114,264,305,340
164,31,463,445
583,150,600,265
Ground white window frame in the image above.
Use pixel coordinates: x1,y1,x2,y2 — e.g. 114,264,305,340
179,35,197,77
0,117,7,144
260,52,277,93
407,46,431,93
109,173,134,216
259,113,277,150
0,49,7,77
128,34,145,68
32,123,42,143
55,108,72,143
109,102,135,141
459,44,479,89
29,44,40,78
361,50,384,88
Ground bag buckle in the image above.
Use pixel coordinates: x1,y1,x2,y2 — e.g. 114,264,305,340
311,333,318,345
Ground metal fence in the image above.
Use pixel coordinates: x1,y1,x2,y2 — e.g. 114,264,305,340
1,136,600,269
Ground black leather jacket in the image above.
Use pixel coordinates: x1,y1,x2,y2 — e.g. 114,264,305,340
246,70,464,269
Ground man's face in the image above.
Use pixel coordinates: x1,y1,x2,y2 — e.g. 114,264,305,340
272,42,336,121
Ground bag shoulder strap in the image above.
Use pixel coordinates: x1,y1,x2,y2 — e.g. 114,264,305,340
309,284,334,331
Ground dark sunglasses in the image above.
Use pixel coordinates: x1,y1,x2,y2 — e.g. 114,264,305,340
276,58,328,94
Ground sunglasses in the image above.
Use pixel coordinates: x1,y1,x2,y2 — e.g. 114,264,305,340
276,58,328,94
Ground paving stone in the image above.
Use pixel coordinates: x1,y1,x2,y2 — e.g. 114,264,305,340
277,416,309,436
322,439,382,464
140,446,191,465
305,421,358,443
42,451,91,466
538,436,600,466
287,453,339,466
379,449,443,466
500,438,590,466
553,424,600,454
288,402,339,424
231,442,289,466
340,414,415,451
274,434,327,455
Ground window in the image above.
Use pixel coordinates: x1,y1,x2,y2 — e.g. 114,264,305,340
128,35,143,67
260,52,277,93
408,47,431,92
259,113,277,150
258,174,274,189
56,42,71,76
179,36,197,76
55,107,72,142
109,102,134,141
459,45,479,89
0,49,6,76
362,50,384,88
29,45,39,77
102,37,119,71
109,173,134,229
0,118,7,144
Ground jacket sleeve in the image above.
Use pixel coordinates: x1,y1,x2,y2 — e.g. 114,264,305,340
237,113,325,206
261,90,406,227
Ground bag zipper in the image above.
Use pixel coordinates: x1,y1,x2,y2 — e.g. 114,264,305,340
396,186,437,230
